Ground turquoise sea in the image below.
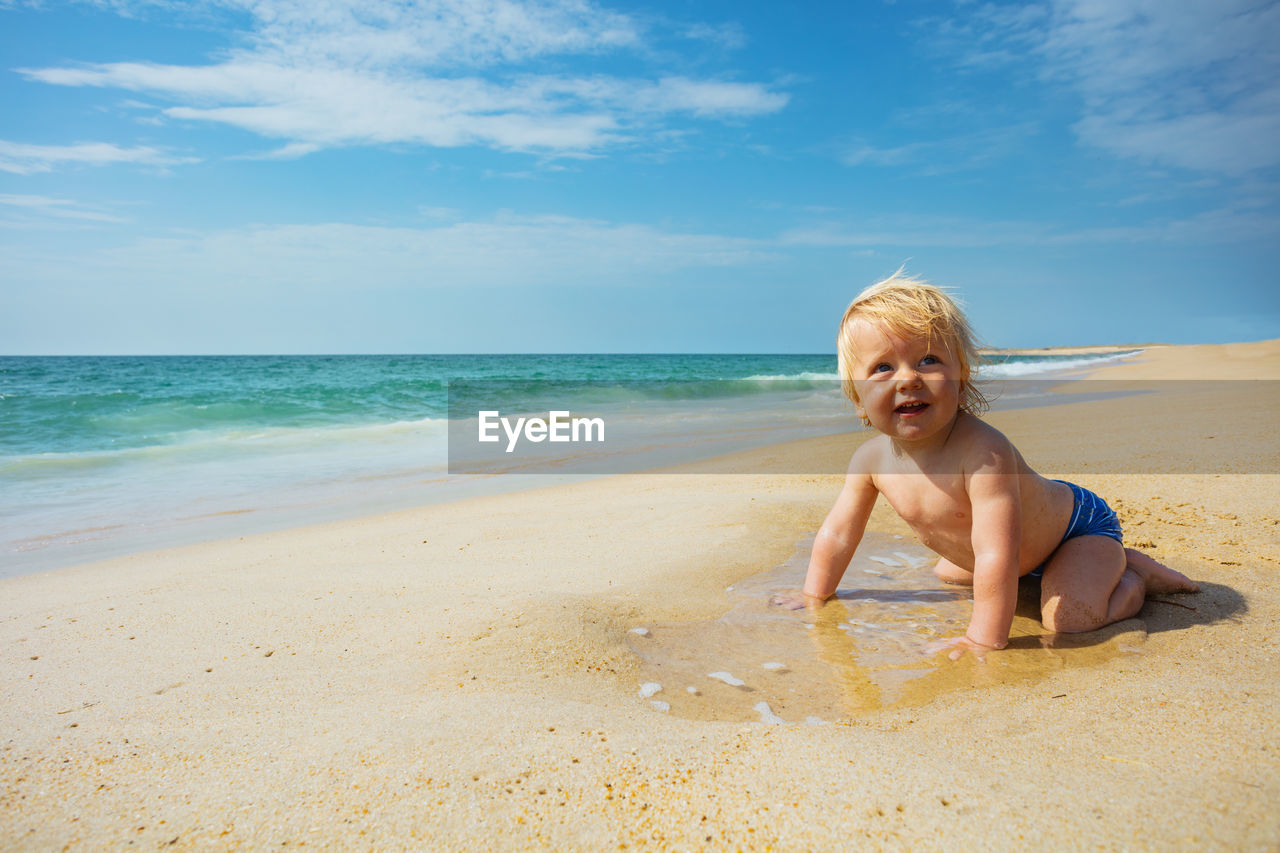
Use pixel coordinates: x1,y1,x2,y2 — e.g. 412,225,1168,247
0,351,1138,576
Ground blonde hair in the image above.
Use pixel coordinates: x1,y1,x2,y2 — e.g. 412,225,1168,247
837,269,988,418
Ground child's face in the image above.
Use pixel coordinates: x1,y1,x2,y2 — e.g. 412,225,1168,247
846,318,963,442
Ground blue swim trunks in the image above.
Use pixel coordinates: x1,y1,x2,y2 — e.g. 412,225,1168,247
1028,481,1123,579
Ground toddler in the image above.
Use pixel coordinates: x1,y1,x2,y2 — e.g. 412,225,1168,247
779,272,1197,660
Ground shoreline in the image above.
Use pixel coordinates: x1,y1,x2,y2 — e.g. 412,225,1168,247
982,343,1159,356
2,346,1144,581
2,339,1278,849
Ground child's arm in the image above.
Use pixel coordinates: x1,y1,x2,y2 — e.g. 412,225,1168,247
800,451,879,602
961,447,1022,649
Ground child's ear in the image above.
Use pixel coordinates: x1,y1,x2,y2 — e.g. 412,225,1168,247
856,405,871,428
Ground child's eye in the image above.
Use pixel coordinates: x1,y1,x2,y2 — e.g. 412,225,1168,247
920,355,939,366
872,363,892,373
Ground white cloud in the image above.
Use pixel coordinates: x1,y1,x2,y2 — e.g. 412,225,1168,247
0,140,198,174
780,206,1280,248
18,0,785,158
0,193,127,223
1072,92,1280,175
13,203,1258,288
680,21,748,51
230,141,322,160
842,142,923,168
841,121,1041,174
780,216,1053,249
936,0,1280,175
9,214,775,293
67,0,641,67
237,0,642,68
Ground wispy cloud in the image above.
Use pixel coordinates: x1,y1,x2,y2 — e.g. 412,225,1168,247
841,142,923,168
841,121,1040,174
61,0,642,66
781,216,1053,249
0,193,128,223
229,142,322,161
931,0,1280,175
18,0,786,159
12,202,1265,290
6,214,775,293
0,140,197,174
780,205,1280,248
679,21,748,51
235,0,642,68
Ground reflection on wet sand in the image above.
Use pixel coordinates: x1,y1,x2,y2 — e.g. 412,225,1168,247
627,532,1147,723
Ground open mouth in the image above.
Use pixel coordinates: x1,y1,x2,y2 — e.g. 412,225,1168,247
895,401,929,415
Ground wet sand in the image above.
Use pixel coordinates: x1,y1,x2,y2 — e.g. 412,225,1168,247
627,530,1155,725
2,340,1278,850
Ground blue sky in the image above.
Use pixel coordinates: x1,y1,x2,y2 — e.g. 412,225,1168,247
2,0,1277,354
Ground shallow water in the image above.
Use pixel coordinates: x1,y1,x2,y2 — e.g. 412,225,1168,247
627,532,1146,723
2,352,1138,576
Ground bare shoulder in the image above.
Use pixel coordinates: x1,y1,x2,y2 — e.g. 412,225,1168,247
847,433,890,477
825,435,882,521
954,414,1021,474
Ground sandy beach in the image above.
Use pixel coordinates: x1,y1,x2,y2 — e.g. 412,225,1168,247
3,341,1279,850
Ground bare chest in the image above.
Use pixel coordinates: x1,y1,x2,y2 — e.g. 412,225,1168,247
877,475,974,555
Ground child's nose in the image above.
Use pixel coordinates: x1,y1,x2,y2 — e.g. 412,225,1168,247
895,367,923,387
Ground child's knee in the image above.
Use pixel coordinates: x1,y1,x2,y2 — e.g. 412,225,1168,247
1040,595,1103,633
1043,569,1144,632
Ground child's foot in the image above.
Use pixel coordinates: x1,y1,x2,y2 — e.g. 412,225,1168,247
1125,548,1199,594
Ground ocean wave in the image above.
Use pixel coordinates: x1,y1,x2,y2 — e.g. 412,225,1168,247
0,416,451,478
741,372,842,381
447,377,846,413
978,350,1143,379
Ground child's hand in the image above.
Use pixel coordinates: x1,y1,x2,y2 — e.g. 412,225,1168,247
769,590,828,611
925,634,1000,662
